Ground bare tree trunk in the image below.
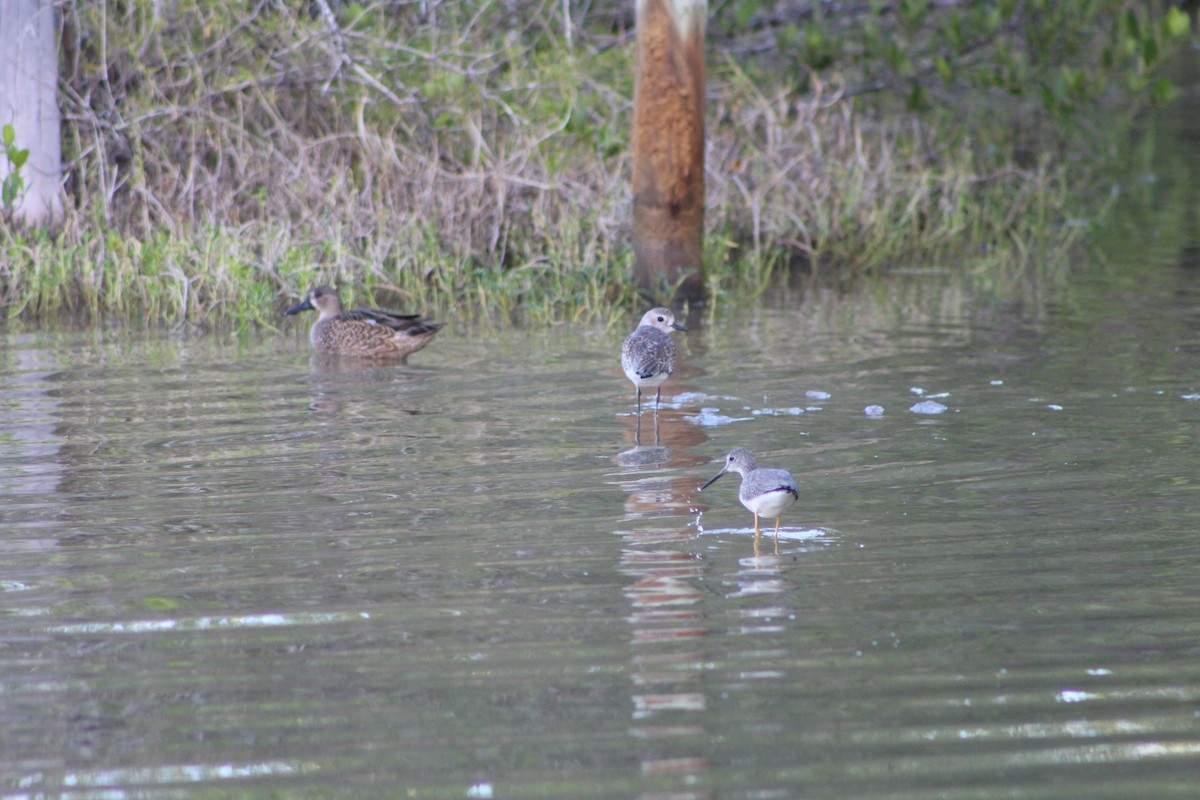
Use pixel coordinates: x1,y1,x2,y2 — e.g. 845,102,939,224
0,0,64,230
631,0,706,305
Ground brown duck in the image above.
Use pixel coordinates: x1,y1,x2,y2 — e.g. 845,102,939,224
285,285,442,359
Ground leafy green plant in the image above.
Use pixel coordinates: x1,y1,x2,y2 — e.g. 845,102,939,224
0,124,30,215
711,1,1193,117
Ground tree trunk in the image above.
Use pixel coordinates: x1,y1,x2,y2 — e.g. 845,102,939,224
631,0,706,305
0,0,64,230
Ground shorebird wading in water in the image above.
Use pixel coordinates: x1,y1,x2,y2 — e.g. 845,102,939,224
700,447,799,553
621,307,687,416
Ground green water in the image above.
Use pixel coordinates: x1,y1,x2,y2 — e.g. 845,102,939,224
2,96,1199,800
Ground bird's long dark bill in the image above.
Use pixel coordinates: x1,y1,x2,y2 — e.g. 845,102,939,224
699,470,726,491
284,298,314,316
672,322,688,332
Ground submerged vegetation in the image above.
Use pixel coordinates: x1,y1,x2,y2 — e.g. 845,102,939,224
0,0,1193,326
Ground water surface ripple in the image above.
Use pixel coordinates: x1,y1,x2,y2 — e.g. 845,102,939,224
3,253,1198,799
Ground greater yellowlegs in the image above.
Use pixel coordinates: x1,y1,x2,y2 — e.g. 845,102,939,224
699,447,799,551
621,307,687,415
285,286,442,359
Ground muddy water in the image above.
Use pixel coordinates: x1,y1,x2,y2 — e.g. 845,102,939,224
3,95,1200,800
3,246,1198,798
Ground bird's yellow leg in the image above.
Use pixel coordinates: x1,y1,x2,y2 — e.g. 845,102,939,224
773,516,782,554
753,513,762,541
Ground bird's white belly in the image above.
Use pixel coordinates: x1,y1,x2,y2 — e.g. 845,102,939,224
741,488,796,518
623,366,669,388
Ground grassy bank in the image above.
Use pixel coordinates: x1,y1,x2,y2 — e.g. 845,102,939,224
0,1,1183,328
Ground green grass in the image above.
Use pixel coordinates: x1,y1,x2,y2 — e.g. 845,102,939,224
0,1,1175,327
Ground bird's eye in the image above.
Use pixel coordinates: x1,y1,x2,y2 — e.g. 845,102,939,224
656,316,665,322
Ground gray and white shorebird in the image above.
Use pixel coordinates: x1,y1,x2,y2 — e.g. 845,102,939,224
285,285,442,359
699,448,799,551
620,307,687,415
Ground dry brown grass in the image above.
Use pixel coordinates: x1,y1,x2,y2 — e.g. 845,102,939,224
0,0,1086,326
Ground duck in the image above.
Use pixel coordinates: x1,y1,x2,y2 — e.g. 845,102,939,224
285,285,442,359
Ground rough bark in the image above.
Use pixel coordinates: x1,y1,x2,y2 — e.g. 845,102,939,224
631,0,706,304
